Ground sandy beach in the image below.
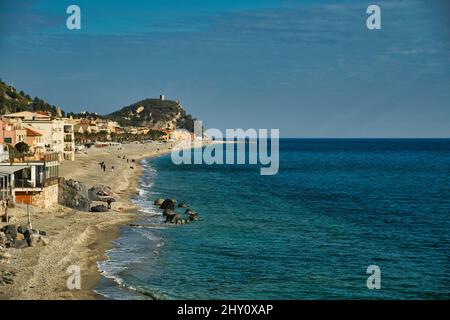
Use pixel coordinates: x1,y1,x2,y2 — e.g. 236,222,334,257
0,141,174,300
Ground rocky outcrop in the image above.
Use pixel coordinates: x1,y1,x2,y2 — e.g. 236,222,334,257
164,212,182,224
155,198,201,225
58,178,91,211
88,185,116,202
160,199,176,210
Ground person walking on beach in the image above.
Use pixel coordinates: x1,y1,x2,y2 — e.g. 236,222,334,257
107,198,112,210
111,166,114,172
102,164,106,172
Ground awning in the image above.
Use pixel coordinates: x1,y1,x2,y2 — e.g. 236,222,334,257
0,165,31,175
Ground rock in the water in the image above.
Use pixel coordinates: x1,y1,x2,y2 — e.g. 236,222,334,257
185,209,196,215
165,212,182,224
91,205,109,212
178,203,188,208
58,178,92,211
154,198,164,206
162,209,174,217
160,199,176,210
188,214,199,222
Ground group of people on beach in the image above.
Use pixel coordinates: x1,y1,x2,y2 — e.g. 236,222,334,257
99,161,114,172
98,155,136,175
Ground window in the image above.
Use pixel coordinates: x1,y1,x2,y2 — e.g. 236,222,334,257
4,138,12,144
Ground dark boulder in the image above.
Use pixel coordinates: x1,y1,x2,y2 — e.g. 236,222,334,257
91,205,109,212
1,225,17,241
17,225,28,235
160,199,176,210
188,214,200,222
178,203,188,208
24,229,34,246
162,209,174,217
11,239,29,249
165,213,182,224
184,209,196,215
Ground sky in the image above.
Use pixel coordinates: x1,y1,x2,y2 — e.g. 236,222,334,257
0,0,449,137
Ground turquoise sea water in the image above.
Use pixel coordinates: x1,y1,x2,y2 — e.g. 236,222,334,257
95,139,450,299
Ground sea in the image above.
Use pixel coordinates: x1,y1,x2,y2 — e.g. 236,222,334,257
94,139,450,300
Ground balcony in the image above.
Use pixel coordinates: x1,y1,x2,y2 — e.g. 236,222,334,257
44,153,59,162
14,179,43,189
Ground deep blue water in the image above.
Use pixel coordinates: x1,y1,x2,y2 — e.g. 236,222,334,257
96,139,450,299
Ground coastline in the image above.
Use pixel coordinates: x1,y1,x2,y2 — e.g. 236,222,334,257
0,142,175,300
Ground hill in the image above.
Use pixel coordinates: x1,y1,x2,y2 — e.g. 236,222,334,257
105,98,196,131
0,80,197,132
0,79,64,116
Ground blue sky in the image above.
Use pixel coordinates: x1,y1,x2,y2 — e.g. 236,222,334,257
0,0,449,137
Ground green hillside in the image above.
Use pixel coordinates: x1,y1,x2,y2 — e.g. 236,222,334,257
0,78,64,116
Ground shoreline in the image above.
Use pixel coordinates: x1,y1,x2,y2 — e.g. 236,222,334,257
0,141,176,300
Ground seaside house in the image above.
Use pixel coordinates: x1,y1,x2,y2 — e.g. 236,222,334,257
0,152,60,208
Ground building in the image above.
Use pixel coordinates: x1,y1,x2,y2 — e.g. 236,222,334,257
114,127,125,135
126,127,138,135
23,126,45,160
0,152,60,208
74,119,99,135
97,120,119,134
0,118,27,145
3,112,75,161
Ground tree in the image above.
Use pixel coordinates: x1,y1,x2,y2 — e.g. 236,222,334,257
15,141,30,154
14,142,31,161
